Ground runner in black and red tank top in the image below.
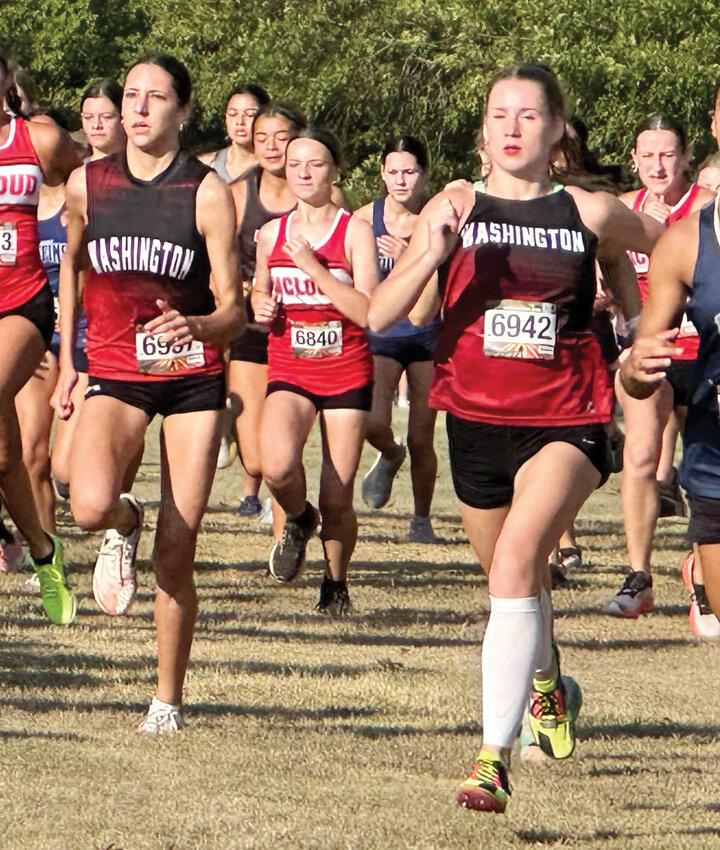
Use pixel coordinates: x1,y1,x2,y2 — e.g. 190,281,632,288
252,128,378,612
606,115,714,619
227,102,306,516
52,55,244,735
0,56,80,624
368,64,658,813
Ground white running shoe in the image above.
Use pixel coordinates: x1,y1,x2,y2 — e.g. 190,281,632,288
93,494,143,616
604,571,654,618
137,698,185,737
259,497,274,525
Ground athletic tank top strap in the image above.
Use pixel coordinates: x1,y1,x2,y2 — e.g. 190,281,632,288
632,189,649,212
669,183,702,223
210,147,232,183
372,198,388,238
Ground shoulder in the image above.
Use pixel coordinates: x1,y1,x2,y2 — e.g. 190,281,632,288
565,185,629,234
423,183,475,223
617,188,642,209
354,200,374,223
257,215,282,245
689,185,715,212
346,211,375,241
26,118,64,155
197,168,233,209
197,149,219,166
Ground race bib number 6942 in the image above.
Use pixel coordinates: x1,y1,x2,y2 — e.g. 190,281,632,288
483,299,557,360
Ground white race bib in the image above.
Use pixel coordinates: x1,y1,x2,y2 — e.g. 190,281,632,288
0,222,18,266
290,320,342,359
135,330,205,374
484,300,557,360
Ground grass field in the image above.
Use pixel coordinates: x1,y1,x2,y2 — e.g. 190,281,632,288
3,409,720,849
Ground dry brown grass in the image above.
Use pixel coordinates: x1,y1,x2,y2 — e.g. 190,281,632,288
3,410,720,849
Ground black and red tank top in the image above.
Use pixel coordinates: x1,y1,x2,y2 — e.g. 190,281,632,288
430,188,612,426
83,150,222,381
0,118,47,311
628,184,702,360
267,208,372,394
238,166,295,282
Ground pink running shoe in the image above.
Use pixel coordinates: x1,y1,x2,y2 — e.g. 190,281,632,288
0,537,30,574
681,553,720,640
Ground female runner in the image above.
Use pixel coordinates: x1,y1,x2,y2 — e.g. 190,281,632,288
0,56,80,622
52,54,244,733
356,136,441,542
605,115,713,618
252,128,378,612
621,191,720,633
16,79,126,530
229,101,307,516
368,63,657,812
199,83,269,184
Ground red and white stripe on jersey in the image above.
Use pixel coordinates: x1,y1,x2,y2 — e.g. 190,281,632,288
266,208,372,395
630,185,702,359
0,118,47,311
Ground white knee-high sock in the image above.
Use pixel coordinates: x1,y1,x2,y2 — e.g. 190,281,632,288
535,587,555,678
481,595,542,749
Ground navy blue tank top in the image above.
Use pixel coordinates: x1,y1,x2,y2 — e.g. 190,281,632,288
368,197,439,342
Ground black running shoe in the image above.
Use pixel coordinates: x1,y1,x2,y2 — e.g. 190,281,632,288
315,575,350,616
269,503,319,582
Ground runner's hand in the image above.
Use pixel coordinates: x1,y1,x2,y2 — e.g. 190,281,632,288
253,290,279,324
51,366,78,421
642,195,671,224
620,328,682,395
283,236,318,275
144,299,195,347
376,234,407,261
427,198,460,263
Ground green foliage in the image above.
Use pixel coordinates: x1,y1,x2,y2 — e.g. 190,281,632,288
2,0,720,200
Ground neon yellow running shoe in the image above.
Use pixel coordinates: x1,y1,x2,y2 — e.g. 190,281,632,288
32,534,77,626
526,674,581,760
456,750,510,813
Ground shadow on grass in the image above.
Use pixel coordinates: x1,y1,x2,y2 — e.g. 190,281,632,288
564,636,697,651
190,701,381,722
582,720,720,742
191,658,432,678
0,729,89,742
514,828,639,844
202,624,479,648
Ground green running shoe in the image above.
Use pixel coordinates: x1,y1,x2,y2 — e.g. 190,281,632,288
521,674,582,761
456,750,510,813
32,534,77,626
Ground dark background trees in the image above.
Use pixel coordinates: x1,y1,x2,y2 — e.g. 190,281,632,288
3,0,720,202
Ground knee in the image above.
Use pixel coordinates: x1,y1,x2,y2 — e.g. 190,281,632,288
262,457,297,491
154,527,196,596
407,431,433,461
71,492,116,532
319,488,354,524
22,439,50,478
622,435,659,477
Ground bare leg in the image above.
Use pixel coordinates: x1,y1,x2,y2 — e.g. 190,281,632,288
406,360,437,518
154,410,221,705
0,315,54,560
228,360,267,500
15,351,58,531
318,408,367,581
365,355,404,457
50,371,88,487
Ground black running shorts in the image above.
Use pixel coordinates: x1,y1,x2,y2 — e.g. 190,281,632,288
85,372,226,420
446,413,610,509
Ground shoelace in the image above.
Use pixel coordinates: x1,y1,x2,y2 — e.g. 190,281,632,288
140,707,181,734
469,758,504,789
36,566,64,599
531,688,565,721
99,530,135,582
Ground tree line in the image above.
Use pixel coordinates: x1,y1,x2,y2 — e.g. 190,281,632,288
3,0,719,203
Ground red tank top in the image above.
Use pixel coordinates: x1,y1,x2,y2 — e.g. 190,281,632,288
267,209,372,394
629,185,701,360
430,189,613,426
0,118,47,311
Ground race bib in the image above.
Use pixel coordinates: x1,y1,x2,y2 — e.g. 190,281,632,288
135,329,205,374
0,222,17,266
290,320,342,359
484,300,557,360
